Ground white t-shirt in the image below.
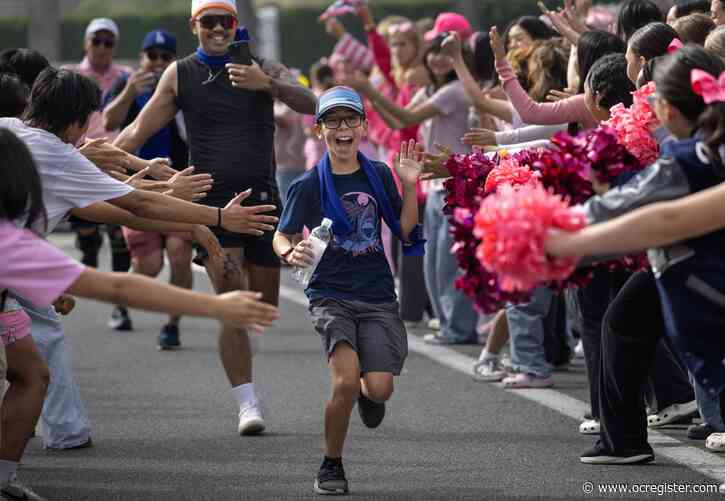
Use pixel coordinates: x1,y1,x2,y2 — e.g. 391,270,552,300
0,118,134,235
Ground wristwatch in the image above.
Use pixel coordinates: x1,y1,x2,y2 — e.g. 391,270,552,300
281,247,294,264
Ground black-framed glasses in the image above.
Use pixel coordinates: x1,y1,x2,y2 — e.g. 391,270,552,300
197,14,238,30
319,115,363,129
91,38,115,48
146,50,174,62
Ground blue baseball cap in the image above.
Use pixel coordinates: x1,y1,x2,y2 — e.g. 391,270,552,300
141,30,177,54
316,86,365,121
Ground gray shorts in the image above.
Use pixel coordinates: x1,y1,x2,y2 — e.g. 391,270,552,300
309,298,408,375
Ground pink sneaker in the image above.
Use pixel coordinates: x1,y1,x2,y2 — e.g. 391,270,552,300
502,372,554,389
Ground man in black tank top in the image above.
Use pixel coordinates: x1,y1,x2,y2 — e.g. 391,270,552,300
114,0,316,436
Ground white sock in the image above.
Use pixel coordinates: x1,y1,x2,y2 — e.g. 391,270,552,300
232,383,257,408
478,349,499,363
0,460,18,484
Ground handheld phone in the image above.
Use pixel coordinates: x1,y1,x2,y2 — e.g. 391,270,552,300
228,41,252,66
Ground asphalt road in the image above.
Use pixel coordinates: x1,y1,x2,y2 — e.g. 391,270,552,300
18,235,725,500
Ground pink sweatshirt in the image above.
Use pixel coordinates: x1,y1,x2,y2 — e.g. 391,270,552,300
496,59,599,131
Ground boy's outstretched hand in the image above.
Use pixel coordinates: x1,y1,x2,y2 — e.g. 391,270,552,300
395,139,425,186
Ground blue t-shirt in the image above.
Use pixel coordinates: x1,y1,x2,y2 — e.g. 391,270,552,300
278,161,402,303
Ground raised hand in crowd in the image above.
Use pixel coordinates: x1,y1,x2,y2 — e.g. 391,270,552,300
538,0,587,45
340,70,373,94
421,143,453,180
489,26,507,64
220,189,279,236
146,156,177,180
462,128,497,147
78,137,130,175
125,67,158,97
441,32,464,60
355,3,376,30
213,291,280,332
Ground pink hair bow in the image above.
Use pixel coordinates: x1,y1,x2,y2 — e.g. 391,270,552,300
667,38,683,54
691,69,725,104
388,22,414,36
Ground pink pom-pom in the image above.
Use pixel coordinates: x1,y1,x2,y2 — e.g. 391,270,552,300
604,82,660,165
474,183,586,292
484,156,538,193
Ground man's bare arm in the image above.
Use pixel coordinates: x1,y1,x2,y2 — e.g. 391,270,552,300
114,62,180,153
263,60,318,115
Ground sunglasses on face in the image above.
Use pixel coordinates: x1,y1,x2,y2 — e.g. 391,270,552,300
91,38,115,48
146,50,174,62
197,14,238,30
319,115,363,129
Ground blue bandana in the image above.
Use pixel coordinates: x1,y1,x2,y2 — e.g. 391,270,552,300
316,152,426,256
195,27,250,69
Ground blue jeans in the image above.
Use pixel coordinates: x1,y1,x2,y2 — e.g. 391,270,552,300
276,169,304,207
423,190,477,342
12,294,91,449
692,373,725,431
507,287,553,378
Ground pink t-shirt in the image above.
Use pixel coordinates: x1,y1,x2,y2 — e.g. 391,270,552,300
0,222,84,307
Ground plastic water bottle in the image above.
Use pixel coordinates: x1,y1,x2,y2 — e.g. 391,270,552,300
295,218,333,287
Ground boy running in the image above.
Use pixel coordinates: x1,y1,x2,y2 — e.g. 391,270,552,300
273,86,426,495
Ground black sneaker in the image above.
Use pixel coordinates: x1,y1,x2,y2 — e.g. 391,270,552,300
157,324,181,351
313,460,349,495
357,394,385,429
108,307,133,331
688,423,719,440
580,439,654,465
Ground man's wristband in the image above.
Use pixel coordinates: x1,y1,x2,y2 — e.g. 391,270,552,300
217,207,222,228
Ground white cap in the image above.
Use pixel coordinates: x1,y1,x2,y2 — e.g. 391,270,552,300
191,0,237,18
85,18,120,40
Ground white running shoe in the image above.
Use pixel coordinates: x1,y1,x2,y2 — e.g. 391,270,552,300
238,401,266,436
579,419,600,435
472,358,505,382
574,339,584,359
706,433,725,452
427,318,440,331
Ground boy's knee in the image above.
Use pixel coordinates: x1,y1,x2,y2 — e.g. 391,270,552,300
331,375,361,403
364,380,394,402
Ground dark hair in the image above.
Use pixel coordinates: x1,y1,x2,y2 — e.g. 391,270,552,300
471,31,496,85
629,22,679,59
636,55,665,87
422,33,473,90
23,67,101,136
310,60,334,91
673,0,712,18
673,12,716,45
0,48,50,89
577,30,626,94
616,0,665,42
502,16,557,51
0,73,29,117
0,128,46,231
655,44,725,164
586,53,636,109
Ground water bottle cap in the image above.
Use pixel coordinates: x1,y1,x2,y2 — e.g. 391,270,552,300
321,218,333,229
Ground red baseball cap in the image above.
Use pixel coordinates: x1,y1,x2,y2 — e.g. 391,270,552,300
425,12,473,41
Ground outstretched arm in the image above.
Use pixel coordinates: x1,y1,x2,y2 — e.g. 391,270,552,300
546,181,725,258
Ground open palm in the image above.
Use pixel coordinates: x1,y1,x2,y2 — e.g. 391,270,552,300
395,139,424,186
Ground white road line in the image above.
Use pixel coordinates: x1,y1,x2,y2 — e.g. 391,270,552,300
54,235,725,486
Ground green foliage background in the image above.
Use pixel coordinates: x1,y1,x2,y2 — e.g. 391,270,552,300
1,1,618,72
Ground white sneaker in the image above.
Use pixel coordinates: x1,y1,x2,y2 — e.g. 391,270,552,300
238,401,266,436
574,339,584,359
427,318,440,331
647,400,697,428
579,419,600,435
706,433,725,452
472,358,505,382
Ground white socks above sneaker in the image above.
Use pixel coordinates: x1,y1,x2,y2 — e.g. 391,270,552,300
478,349,499,364
0,460,18,484
232,383,258,409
